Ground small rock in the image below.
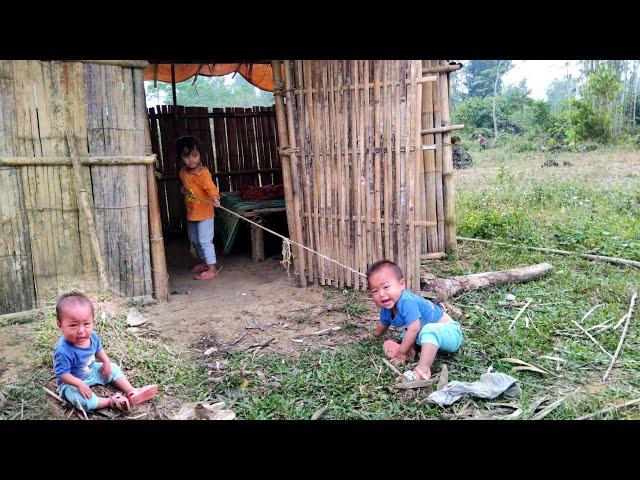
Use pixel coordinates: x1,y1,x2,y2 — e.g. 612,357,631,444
126,307,148,327
204,347,218,356
505,294,516,301
403,370,415,381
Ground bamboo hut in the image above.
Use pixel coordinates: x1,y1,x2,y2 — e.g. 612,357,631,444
0,59,461,316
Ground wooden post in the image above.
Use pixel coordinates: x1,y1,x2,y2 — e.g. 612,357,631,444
250,224,265,262
272,60,307,287
65,130,109,290
439,61,457,254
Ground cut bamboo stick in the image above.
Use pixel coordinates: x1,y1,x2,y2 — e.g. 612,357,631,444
272,60,306,287
420,124,464,135
352,60,362,290
340,60,352,287
363,60,373,270
81,60,149,69
65,130,109,290
422,59,438,254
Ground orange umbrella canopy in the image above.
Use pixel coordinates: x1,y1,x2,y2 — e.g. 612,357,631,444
143,63,274,92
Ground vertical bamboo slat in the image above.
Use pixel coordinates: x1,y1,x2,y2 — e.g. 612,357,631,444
440,61,457,254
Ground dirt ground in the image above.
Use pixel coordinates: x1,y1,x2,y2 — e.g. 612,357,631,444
144,237,376,358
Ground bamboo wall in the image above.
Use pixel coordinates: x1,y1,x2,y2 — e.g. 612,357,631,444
0,60,153,314
275,60,457,292
147,106,281,233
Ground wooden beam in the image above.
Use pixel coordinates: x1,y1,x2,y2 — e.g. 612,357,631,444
422,64,463,74
420,124,464,135
0,155,156,166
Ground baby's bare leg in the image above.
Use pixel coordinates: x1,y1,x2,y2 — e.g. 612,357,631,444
113,376,135,396
415,343,438,379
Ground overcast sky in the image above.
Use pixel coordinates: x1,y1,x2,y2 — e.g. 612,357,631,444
502,60,582,100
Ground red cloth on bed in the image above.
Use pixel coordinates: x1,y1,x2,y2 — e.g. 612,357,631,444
239,184,285,201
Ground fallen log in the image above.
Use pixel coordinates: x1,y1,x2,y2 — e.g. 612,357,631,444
421,263,554,300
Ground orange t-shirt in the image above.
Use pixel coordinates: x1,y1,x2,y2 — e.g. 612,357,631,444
179,166,220,221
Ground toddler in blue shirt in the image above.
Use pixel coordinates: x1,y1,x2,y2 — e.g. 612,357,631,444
54,292,158,412
367,260,463,380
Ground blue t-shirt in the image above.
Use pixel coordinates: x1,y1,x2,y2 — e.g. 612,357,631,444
54,332,103,384
380,289,443,330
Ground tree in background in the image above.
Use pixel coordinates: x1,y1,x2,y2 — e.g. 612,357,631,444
464,60,514,98
145,73,274,108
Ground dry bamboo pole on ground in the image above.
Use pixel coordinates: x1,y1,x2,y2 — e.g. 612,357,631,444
65,129,108,290
294,62,314,283
603,291,637,381
272,61,306,287
373,62,384,261
457,237,640,268
439,61,457,254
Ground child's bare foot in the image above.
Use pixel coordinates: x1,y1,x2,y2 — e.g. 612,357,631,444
413,365,431,380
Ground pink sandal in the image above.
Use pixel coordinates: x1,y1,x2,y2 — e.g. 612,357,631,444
194,270,218,280
191,263,208,273
383,340,400,359
109,393,131,412
127,385,159,406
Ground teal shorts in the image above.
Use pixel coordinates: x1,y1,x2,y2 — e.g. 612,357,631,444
58,362,123,410
402,321,463,352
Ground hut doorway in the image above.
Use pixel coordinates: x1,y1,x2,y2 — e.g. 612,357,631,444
143,64,290,294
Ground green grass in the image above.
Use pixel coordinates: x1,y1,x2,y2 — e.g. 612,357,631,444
3,146,640,420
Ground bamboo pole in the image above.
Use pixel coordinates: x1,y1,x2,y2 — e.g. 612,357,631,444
373,62,383,262
422,59,438,254
413,60,423,291
432,61,445,252
351,61,361,289
305,61,324,285
362,61,372,270
422,64,462,74
382,61,392,260
394,61,403,269
318,62,331,284
340,61,352,287
138,80,169,302
282,61,308,287
333,61,345,288
327,61,345,288
272,60,306,287
457,237,640,268
81,60,149,69
439,61,457,253
65,130,109,290
0,156,156,166
420,124,464,135
295,61,314,283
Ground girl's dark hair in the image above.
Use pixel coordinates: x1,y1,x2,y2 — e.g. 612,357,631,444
176,136,206,163
56,292,94,322
365,260,404,281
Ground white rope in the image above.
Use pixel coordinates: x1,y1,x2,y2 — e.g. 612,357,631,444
185,189,366,278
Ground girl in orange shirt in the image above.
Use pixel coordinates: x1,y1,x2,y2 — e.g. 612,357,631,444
177,136,221,280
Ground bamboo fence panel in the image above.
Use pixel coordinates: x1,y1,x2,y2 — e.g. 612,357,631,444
280,60,452,291
0,60,153,312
